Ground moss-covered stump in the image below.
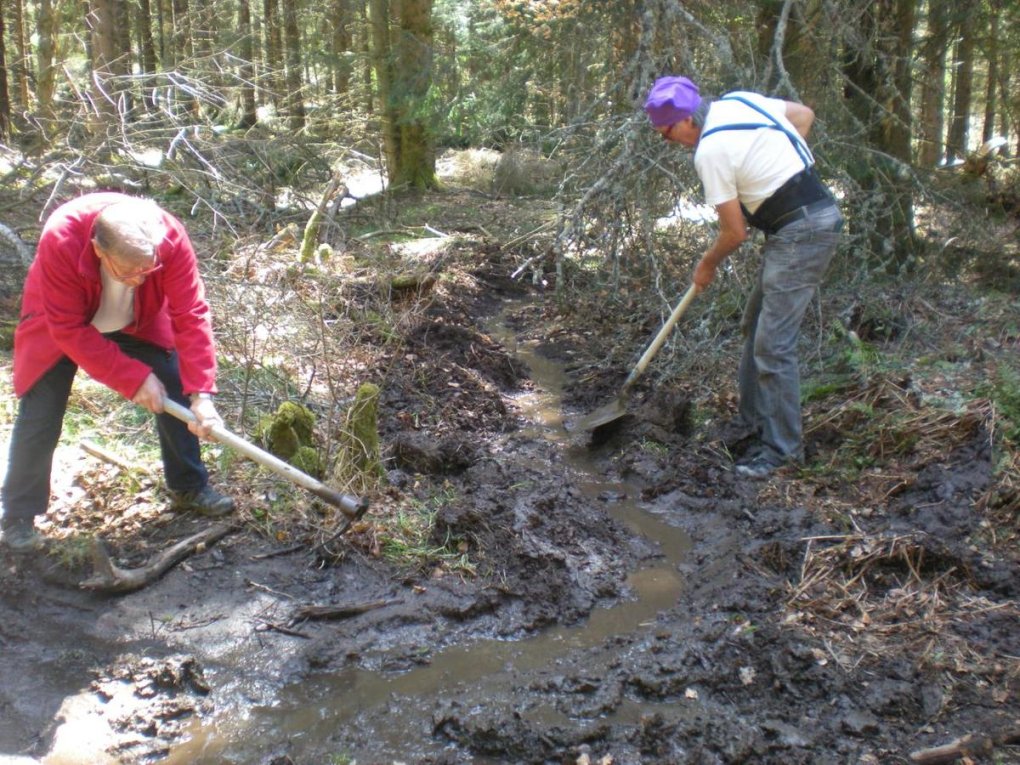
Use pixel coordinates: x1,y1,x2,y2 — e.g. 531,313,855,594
290,445,324,479
258,402,319,473
334,383,385,489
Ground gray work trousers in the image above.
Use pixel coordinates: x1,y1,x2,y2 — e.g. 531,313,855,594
738,203,843,464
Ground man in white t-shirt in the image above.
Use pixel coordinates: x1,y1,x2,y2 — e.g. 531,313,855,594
644,75,843,479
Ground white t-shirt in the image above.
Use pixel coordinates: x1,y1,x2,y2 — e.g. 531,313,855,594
91,267,135,333
694,92,812,214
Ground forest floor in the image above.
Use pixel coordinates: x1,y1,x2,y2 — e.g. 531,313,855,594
0,151,1018,765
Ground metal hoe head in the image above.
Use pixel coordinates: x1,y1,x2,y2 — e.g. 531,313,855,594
575,284,699,438
575,396,630,432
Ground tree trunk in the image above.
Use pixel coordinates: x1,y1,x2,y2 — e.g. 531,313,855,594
945,8,975,162
196,0,215,60
35,0,57,125
369,0,398,171
842,0,918,271
0,7,9,139
170,0,191,68
115,0,133,71
282,0,306,129
982,0,999,143
917,0,949,166
136,0,158,112
263,0,284,109
392,0,437,189
88,0,123,127
331,0,354,94
758,0,827,101
888,0,914,162
236,0,258,128
137,0,158,74
10,0,30,113
609,0,640,104
359,0,373,113
156,0,167,69
1003,48,1017,153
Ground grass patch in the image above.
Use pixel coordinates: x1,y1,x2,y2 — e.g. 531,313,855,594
639,438,669,457
47,534,94,570
377,484,474,574
976,361,1020,445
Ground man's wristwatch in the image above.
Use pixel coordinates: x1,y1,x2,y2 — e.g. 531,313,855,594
190,392,214,402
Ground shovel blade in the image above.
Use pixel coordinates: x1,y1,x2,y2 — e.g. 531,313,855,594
575,397,629,432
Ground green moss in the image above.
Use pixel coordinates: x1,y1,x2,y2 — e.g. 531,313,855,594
315,243,333,263
348,383,384,477
260,401,316,460
279,402,315,443
291,445,324,478
267,420,300,458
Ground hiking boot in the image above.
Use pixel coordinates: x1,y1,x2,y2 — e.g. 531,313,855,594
735,454,781,480
170,486,235,517
1,521,45,554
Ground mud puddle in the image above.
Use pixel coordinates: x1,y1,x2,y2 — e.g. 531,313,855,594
158,300,691,763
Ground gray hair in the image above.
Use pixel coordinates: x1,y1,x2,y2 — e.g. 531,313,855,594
93,198,167,264
691,98,713,128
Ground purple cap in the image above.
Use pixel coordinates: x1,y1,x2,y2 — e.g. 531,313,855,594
644,76,702,127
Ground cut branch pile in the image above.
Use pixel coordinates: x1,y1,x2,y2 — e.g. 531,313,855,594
808,374,982,465
786,532,1019,677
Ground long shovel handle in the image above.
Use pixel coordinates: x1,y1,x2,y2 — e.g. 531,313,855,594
621,284,699,392
163,399,368,520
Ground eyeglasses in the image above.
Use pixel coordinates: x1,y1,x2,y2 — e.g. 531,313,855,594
100,250,163,282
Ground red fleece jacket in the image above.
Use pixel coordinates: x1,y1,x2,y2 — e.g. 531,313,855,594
13,192,218,400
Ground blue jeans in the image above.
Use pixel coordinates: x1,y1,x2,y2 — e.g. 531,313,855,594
1,334,208,528
738,204,843,463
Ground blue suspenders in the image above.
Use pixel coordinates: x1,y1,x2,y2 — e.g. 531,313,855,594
700,95,813,170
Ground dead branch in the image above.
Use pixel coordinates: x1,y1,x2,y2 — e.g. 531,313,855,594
300,175,345,264
79,524,234,593
909,728,1020,764
254,617,311,639
0,221,33,265
290,597,402,625
81,439,149,474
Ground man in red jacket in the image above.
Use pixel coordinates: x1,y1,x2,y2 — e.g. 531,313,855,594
1,193,234,554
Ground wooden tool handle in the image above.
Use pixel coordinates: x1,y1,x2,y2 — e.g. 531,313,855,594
622,284,699,391
163,399,368,519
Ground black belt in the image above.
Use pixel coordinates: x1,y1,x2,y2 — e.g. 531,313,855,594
770,198,838,231
743,166,832,234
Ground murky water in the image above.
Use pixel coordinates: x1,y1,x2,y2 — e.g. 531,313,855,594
162,301,691,764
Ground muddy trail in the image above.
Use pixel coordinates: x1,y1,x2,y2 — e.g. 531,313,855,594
1,234,1019,765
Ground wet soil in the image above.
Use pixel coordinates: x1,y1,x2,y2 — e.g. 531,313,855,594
1,205,1018,765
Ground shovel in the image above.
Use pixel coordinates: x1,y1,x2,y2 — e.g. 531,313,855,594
576,283,699,433
163,399,369,520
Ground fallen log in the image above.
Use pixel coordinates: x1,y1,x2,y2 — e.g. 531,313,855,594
290,598,402,625
390,272,437,292
910,728,1020,764
79,524,234,593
